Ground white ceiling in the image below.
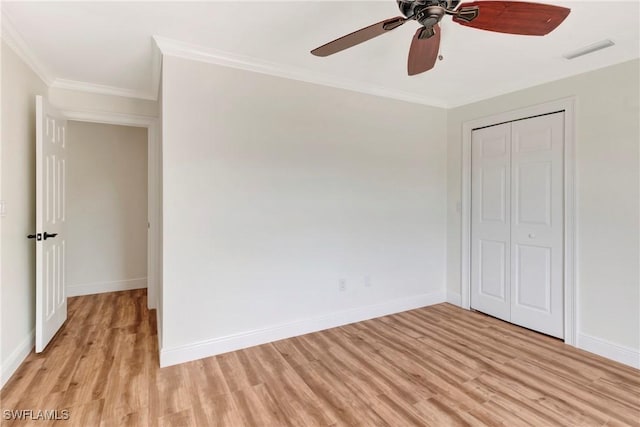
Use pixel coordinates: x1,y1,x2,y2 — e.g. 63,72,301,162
2,1,639,107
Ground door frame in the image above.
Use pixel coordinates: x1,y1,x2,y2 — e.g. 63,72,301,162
460,97,576,345
59,109,160,311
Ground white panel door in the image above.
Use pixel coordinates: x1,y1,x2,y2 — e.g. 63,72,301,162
471,123,511,322
35,95,68,352
510,113,564,338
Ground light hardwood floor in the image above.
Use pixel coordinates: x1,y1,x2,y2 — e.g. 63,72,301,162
1,289,639,426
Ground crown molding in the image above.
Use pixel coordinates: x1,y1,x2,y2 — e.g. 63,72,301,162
153,35,448,109
1,11,54,85
50,78,157,101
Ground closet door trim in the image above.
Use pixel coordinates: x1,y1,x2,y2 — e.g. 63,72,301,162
460,97,576,345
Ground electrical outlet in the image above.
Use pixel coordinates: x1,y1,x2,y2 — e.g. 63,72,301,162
339,279,346,292
364,276,371,287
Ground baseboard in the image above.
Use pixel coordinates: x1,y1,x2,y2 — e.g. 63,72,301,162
446,291,462,307
1,329,34,389
577,332,640,369
160,290,446,367
67,277,147,297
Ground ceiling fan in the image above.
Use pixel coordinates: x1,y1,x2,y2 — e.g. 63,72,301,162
311,1,571,76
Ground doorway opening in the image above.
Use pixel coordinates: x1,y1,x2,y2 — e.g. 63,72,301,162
65,121,148,298
60,109,160,318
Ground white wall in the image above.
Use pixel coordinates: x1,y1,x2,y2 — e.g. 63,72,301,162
447,60,640,357
66,121,148,296
160,55,448,365
0,41,48,387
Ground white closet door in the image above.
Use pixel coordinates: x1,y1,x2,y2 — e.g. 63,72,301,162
510,112,564,338
471,123,511,322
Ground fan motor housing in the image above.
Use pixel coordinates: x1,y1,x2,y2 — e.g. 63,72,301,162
397,0,459,18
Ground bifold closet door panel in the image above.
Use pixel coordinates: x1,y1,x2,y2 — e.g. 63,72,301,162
470,122,512,322
510,112,564,338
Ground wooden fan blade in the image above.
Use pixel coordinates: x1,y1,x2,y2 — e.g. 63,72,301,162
311,16,407,57
408,25,441,76
452,1,570,36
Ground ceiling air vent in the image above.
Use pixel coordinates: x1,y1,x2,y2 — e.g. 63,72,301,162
563,39,615,60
